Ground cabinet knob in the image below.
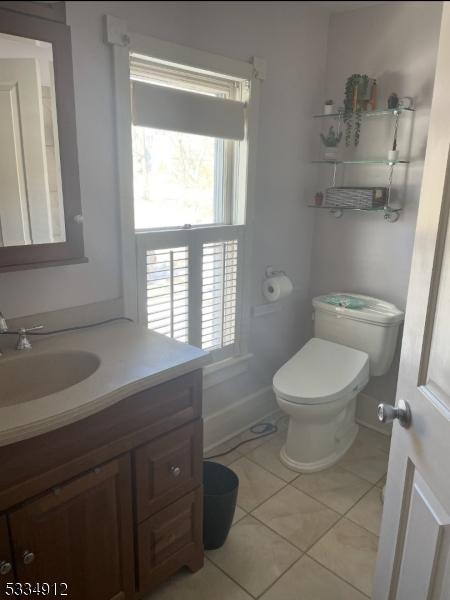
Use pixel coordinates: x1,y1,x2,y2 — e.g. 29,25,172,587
170,465,181,477
0,561,12,576
22,551,35,565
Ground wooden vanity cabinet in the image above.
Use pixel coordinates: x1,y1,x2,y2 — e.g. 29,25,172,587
0,517,13,586
0,370,204,600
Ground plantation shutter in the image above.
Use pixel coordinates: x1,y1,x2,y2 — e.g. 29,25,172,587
137,228,243,356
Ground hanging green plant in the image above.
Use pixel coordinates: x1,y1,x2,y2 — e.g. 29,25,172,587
343,74,369,147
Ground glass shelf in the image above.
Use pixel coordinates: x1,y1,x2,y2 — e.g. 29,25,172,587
307,204,401,212
313,107,415,119
312,159,409,165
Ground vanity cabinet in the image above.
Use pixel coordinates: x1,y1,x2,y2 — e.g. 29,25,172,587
0,370,204,599
0,517,13,584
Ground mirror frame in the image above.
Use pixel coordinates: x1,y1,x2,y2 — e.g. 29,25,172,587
0,8,86,271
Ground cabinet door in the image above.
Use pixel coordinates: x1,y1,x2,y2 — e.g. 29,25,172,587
0,515,14,585
9,457,134,600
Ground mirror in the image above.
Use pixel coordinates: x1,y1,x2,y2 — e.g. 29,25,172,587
0,33,65,246
0,7,84,270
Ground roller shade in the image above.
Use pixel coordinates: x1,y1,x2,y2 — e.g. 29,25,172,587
132,80,246,140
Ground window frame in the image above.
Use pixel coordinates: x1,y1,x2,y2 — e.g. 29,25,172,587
106,15,264,363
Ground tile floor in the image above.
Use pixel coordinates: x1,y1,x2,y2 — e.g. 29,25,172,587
147,415,389,600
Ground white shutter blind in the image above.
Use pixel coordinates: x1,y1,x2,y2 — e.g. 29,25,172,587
132,80,246,140
145,246,189,342
201,239,238,350
137,227,242,356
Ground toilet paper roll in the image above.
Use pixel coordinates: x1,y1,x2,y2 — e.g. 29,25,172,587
263,274,293,302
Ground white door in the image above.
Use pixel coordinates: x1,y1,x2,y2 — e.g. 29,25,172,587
374,5,450,599
0,58,52,245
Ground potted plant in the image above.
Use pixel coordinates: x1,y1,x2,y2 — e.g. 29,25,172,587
324,99,335,115
320,125,342,160
343,74,376,146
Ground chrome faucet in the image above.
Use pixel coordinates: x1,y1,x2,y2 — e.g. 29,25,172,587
16,325,44,351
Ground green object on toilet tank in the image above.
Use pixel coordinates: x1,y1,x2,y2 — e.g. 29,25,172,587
322,294,366,309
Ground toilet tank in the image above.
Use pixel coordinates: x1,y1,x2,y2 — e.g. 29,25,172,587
312,293,404,376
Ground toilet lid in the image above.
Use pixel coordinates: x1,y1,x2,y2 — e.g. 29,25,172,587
273,338,369,405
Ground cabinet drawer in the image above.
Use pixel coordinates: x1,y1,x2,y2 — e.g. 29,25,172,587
137,488,203,592
134,420,202,522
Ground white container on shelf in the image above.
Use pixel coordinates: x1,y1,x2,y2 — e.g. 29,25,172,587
388,149,399,162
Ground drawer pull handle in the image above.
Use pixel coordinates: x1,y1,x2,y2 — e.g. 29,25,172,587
0,561,12,576
170,465,181,477
23,551,35,565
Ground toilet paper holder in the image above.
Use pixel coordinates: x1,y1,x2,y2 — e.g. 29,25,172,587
265,265,287,278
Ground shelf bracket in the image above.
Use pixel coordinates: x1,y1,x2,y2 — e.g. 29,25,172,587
384,209,401,223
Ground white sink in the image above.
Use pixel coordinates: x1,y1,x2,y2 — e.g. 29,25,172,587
0,351,100,406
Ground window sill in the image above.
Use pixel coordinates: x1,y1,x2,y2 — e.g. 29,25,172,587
203,353,253,390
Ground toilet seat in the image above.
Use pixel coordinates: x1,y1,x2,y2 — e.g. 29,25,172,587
273,338,369,405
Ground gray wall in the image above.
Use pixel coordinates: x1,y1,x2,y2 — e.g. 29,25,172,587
309,1,443,425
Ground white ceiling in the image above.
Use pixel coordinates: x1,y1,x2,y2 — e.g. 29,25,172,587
306,1,390,13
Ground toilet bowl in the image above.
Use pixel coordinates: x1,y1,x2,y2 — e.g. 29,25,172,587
274,337,369,472
273,293,403,472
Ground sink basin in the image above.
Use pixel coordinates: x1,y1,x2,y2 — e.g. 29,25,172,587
0,351,100,407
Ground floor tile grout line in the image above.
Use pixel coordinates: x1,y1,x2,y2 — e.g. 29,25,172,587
339,483,383,538
242,450,301,484
253,548,372,600
248,509,339,555
204,556,260,599
226,456,290,512
248,552,306,599
305,553,372,599
206,542,302,599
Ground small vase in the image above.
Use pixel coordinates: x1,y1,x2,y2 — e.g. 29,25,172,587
324,147,337,160
324,104,335,115
388,149,399,162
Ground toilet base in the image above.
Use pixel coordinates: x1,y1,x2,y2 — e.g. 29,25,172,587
279,424,358,473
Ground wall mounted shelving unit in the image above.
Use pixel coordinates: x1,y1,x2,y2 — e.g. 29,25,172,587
308,107,415,222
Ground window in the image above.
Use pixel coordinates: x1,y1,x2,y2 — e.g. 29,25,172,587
131,54,249,360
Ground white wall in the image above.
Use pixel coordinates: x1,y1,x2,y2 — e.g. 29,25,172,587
309,1,442,427
0,2,329,442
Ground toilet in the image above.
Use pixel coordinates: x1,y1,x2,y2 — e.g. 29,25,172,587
274,293,404,472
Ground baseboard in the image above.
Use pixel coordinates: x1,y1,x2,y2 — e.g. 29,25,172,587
356,392,392,436
203,385,278,451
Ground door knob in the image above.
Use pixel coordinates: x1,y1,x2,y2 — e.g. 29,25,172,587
22,550,35,565
377,399,411,428
0,561,12,576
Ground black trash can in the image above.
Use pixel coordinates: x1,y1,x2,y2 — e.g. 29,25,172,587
203,461,239,550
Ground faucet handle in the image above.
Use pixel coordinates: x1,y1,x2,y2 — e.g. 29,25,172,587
16,325,43,351
20,325,44,333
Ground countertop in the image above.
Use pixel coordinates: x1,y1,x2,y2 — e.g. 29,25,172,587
0,321,209,447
